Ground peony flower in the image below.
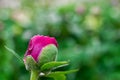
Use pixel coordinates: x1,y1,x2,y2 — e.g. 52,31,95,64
23,35,58,70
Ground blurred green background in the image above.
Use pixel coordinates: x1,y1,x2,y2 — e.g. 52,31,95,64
0,0,120,80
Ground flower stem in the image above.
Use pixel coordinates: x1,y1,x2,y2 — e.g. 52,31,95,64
30,70,40,80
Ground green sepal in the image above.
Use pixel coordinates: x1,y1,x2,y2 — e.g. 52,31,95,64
41,61,68,71
25,55,38,71
38,44,58,67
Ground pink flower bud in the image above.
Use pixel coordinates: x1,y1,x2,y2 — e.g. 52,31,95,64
24,35,58,62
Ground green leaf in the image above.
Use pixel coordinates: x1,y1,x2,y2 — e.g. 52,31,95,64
41,61,68,71
49,69,78,75
46,72,66,80
4,46,23,63
46,69,78,80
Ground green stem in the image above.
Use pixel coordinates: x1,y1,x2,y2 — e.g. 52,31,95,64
30,70,40,80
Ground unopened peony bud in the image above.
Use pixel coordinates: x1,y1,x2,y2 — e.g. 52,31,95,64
23,35,58,70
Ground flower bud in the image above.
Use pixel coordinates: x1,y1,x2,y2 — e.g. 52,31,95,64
23,35,58,70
